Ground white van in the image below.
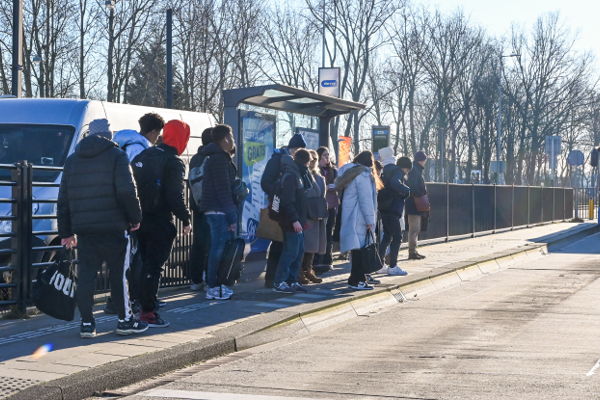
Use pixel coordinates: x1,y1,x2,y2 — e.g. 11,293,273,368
0,98,215,261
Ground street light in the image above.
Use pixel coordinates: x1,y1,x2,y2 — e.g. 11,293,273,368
11,0,23,97
495,52,520,184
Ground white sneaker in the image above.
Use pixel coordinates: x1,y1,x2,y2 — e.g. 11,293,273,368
388,266,408,276
206,286,231,300
376,266,388,274
221,285,234,297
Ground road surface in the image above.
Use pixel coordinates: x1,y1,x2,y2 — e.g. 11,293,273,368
113,233,600,400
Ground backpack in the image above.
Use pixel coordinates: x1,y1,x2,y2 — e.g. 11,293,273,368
131,147,168,214
188,155,210,208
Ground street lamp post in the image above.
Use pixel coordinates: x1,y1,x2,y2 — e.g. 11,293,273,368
495,53,520,184
11,0,23,97
105,0,115,102
166,8,173,108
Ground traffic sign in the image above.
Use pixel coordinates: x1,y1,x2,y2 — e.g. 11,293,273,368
567,150,584,166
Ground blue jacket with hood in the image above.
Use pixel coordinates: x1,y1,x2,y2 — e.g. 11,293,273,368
113,129,150,161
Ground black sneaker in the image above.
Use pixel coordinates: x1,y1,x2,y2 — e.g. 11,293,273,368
80,321,96,338
365,274,381,285
116,319,149,336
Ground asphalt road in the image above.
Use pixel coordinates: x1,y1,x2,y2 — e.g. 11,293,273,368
116,233,600,400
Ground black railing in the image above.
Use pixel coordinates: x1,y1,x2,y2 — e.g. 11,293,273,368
0,161,578,315
418,183,574,241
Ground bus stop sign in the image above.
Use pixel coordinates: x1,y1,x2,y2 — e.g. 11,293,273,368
567,150,584,166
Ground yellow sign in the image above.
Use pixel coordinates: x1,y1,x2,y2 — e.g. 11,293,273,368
244,141,266,167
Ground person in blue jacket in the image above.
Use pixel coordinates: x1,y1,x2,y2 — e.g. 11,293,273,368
113,113,165,161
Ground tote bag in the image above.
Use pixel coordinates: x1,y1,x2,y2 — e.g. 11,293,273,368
32,248,77,321
256,208,284,243
354,231,383,275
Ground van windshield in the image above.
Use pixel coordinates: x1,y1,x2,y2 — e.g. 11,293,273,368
0,124,75,182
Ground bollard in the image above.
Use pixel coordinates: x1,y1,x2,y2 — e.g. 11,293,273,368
589,199,595,220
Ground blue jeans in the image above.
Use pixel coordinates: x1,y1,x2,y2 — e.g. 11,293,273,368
274,231,304,286
205,214,232,288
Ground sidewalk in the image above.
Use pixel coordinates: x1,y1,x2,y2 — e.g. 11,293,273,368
0,222,596,400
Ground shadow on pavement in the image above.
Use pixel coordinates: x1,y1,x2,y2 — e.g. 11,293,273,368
0,258,357,363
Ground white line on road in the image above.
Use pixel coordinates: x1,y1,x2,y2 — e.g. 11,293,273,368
586,359,600,377
141,388,329,400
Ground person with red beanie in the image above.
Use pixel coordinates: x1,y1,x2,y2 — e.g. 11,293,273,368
132,119,192,328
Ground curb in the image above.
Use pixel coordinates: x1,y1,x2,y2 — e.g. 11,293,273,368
6,223,598,400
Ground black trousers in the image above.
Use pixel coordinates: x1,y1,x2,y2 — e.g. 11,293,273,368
379,213,402,267
314,207,337,266
127,232,143,302
77,232,130,322
189,211,210,284
138,218,177,313
348,249,367,286
265,240,283,283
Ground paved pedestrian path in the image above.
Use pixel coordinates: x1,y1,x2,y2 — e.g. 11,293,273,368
0,222,595,399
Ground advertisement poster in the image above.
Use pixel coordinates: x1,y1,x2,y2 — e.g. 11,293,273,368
296,127,320,150
240,110,276,251
338,136,352,167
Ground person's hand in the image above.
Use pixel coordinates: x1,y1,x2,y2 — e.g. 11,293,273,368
228,224,237,232
292,221,303,233
183,224,192,235
130,223,140,232
61,236,77,249
366,224,374,231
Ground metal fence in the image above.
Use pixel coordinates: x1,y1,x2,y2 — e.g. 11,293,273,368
0,162,193,315
414,183,574,241
573,187,599,221
0,162,577,315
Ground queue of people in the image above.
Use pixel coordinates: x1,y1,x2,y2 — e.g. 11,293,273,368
260,137,429,292
57,115,428,337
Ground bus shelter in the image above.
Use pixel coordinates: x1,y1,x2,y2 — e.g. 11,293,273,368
223,84,364,246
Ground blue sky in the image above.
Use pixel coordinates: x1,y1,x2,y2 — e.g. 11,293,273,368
416,0,600,61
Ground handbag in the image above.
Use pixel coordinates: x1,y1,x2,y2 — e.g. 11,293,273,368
32,248,77,321
256,207,283,242
414,194,431,212
354,230,383,275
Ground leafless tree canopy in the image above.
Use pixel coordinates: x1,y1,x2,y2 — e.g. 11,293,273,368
0,1,597,185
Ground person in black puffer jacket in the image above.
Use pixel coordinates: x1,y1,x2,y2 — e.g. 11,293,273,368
405,151,428,260
187,128,214,290
273,149,311,293
135,119,191,328
377,147,412,276
57,118,147,338
197,125,238,300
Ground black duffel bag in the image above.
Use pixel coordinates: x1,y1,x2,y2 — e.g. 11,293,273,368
33,248,77,321
218,237,246,286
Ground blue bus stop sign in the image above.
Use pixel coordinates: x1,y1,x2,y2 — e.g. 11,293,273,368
567,150,584,166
